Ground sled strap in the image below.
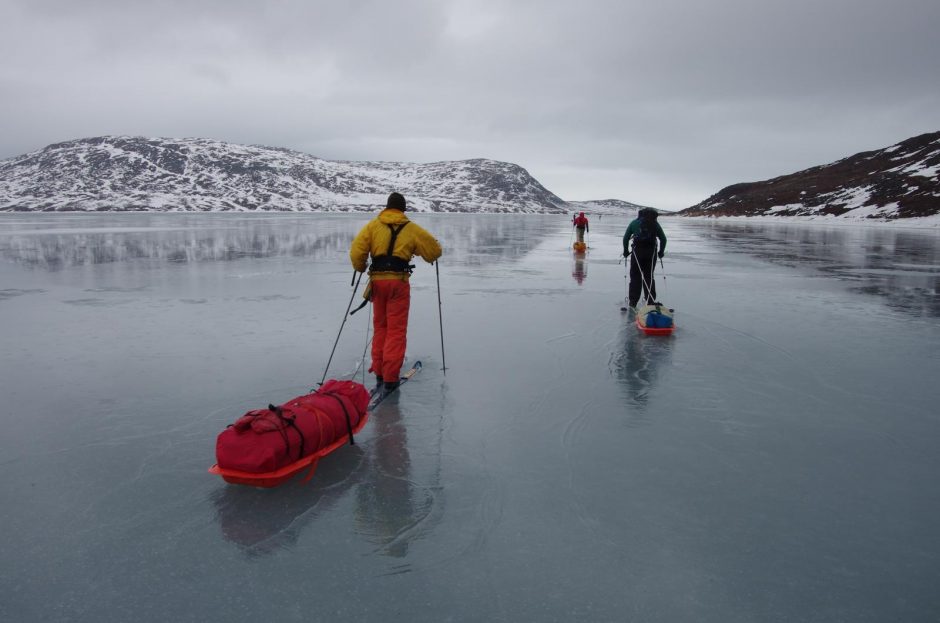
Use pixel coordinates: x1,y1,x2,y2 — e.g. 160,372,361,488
321,392,356,446
271,404,306,460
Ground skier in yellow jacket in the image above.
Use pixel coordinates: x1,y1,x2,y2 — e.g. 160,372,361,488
350,192,442,392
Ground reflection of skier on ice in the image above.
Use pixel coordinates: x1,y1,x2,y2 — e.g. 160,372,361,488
354,399,419,558
572,211,589,243
572,255,587,285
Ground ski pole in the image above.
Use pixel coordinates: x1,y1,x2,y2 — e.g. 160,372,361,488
621,250,631,310
349,303,372,384
435,261,447,374
320,270,363,386
623,255,629,303
660,256,667,299
361,305,373,384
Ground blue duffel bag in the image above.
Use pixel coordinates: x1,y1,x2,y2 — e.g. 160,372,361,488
645,310,674,328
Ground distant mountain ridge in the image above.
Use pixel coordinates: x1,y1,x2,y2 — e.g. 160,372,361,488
681,131,940,219
0,136,578,213
568,198,657,215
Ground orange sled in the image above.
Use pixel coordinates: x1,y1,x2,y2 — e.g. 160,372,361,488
208,378,370,488
208,412,369,488
635,303,675,336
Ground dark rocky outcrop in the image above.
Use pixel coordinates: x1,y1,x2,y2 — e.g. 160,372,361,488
681,131,940,219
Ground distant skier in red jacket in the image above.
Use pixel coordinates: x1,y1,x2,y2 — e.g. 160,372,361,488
572,212,589,243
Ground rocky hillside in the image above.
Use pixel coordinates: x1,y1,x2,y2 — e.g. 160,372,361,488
0,136,570,213
681,131,940,219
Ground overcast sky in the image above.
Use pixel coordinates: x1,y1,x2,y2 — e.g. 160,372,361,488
2,0,938,209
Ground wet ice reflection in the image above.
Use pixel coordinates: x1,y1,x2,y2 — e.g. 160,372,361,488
692,220,939,316
1,213,938,622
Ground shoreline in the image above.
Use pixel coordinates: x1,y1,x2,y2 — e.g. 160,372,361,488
674,213,940,229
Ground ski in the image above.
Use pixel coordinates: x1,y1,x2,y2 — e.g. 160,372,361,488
367,360,423,410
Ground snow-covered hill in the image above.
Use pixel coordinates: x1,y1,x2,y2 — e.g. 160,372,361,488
0,136,573,213
681,131,940,220
568,198,657,216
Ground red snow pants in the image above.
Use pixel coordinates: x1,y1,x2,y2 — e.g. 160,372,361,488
370,279,410,382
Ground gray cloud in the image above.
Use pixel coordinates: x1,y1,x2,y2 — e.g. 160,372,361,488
1,0,938,209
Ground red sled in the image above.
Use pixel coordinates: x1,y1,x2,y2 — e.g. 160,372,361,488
208,379,370,488
635,303,676,336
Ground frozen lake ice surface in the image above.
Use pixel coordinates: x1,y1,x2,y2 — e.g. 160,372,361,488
1,212,938,622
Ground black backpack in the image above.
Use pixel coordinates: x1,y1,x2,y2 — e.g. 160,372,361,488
633,208,658,249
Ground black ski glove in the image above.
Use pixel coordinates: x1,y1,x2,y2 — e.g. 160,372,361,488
658,250,665,259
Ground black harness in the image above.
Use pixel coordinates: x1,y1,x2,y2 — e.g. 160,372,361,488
350,222,416,316
369,223,415,274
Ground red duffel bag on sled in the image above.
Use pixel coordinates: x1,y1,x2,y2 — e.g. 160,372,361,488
209,379,370,488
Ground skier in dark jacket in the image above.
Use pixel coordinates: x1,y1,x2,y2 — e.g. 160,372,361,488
623,208,667,309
